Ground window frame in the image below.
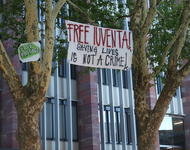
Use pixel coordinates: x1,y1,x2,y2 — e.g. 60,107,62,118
113,69,119,87
115,107,122,144
122,70,128,89
125,108,132,145
46,98,55,140
72,101,78,141
104,105,111,143
59,99,67,141
102,69,108,85
58,59,67,77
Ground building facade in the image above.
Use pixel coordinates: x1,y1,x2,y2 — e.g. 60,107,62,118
0,51,189,150
0,0,189,150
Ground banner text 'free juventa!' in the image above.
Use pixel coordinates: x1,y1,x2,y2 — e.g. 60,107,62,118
66,20,133,70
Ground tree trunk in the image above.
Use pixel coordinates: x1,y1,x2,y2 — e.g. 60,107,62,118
134,80,160,150
137,129,158,150
16,97,44,150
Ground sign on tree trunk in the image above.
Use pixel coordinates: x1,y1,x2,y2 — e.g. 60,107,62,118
18,42,41,63
66,20,133,70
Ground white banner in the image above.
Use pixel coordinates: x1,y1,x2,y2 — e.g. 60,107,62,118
66,20,133,70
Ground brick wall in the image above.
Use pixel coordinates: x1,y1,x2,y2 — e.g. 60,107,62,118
76,67,100,150
147,80,160,150
0,40,21,148
181,73,190,150
147,80,158,109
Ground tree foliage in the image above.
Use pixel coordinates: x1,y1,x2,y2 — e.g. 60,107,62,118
0,0,127,60
148,0,190,74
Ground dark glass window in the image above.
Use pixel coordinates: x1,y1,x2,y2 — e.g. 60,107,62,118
113,70,119,87
115,107,121,144
58,59,66,77
173,118,185,147
159,116,185,148
122,70,128,89
72,102,78,141
59,100,67,140
97,69,101,84
102,69,108,85
159,116,173,145
59,100,78,141
174,90,177,97
104,105,111,143
58,60,76,79
156,76,162,95
71,64,76,80
46,98,55,140
102,106,133,144
0,0,3,5
125,108,132,144
22,63,29,71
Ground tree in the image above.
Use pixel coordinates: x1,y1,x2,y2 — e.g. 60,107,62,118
0,0,67,149
0,0,190,150
0,0,125,150
130,0,190,150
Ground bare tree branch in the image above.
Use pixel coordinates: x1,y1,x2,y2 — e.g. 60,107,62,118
116,15,131,20
130,1,154,120
168,2,190,68
23,0,39,42
52,0,66,20
149,1,190,129
39,0,55,96
169,30,188,69
177,60,190,79
141,0,157,36
66,0,95,24
131,0,146,28
156,0,162,5
23,0,43,92
0,41,23,100
140,0,148,26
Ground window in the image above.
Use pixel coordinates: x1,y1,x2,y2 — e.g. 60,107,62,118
159,116,185,148
59,100,67,140
122,70,128,89
173,89,177,97
58,59,66,77
46,98,55,140
58,60,76,79
44,99,78,141
22,63,29,71
0,71,2,91
156,76,162,95
71,64,76,80
173,117,185,147
113,70,119,87
115,107,121,144
97,69,101,84
0,0,3,6
103,106,132,144
104,105,111,143
102,69,108,85
72,102,78,141
59,100,78,141
125,108,132,144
